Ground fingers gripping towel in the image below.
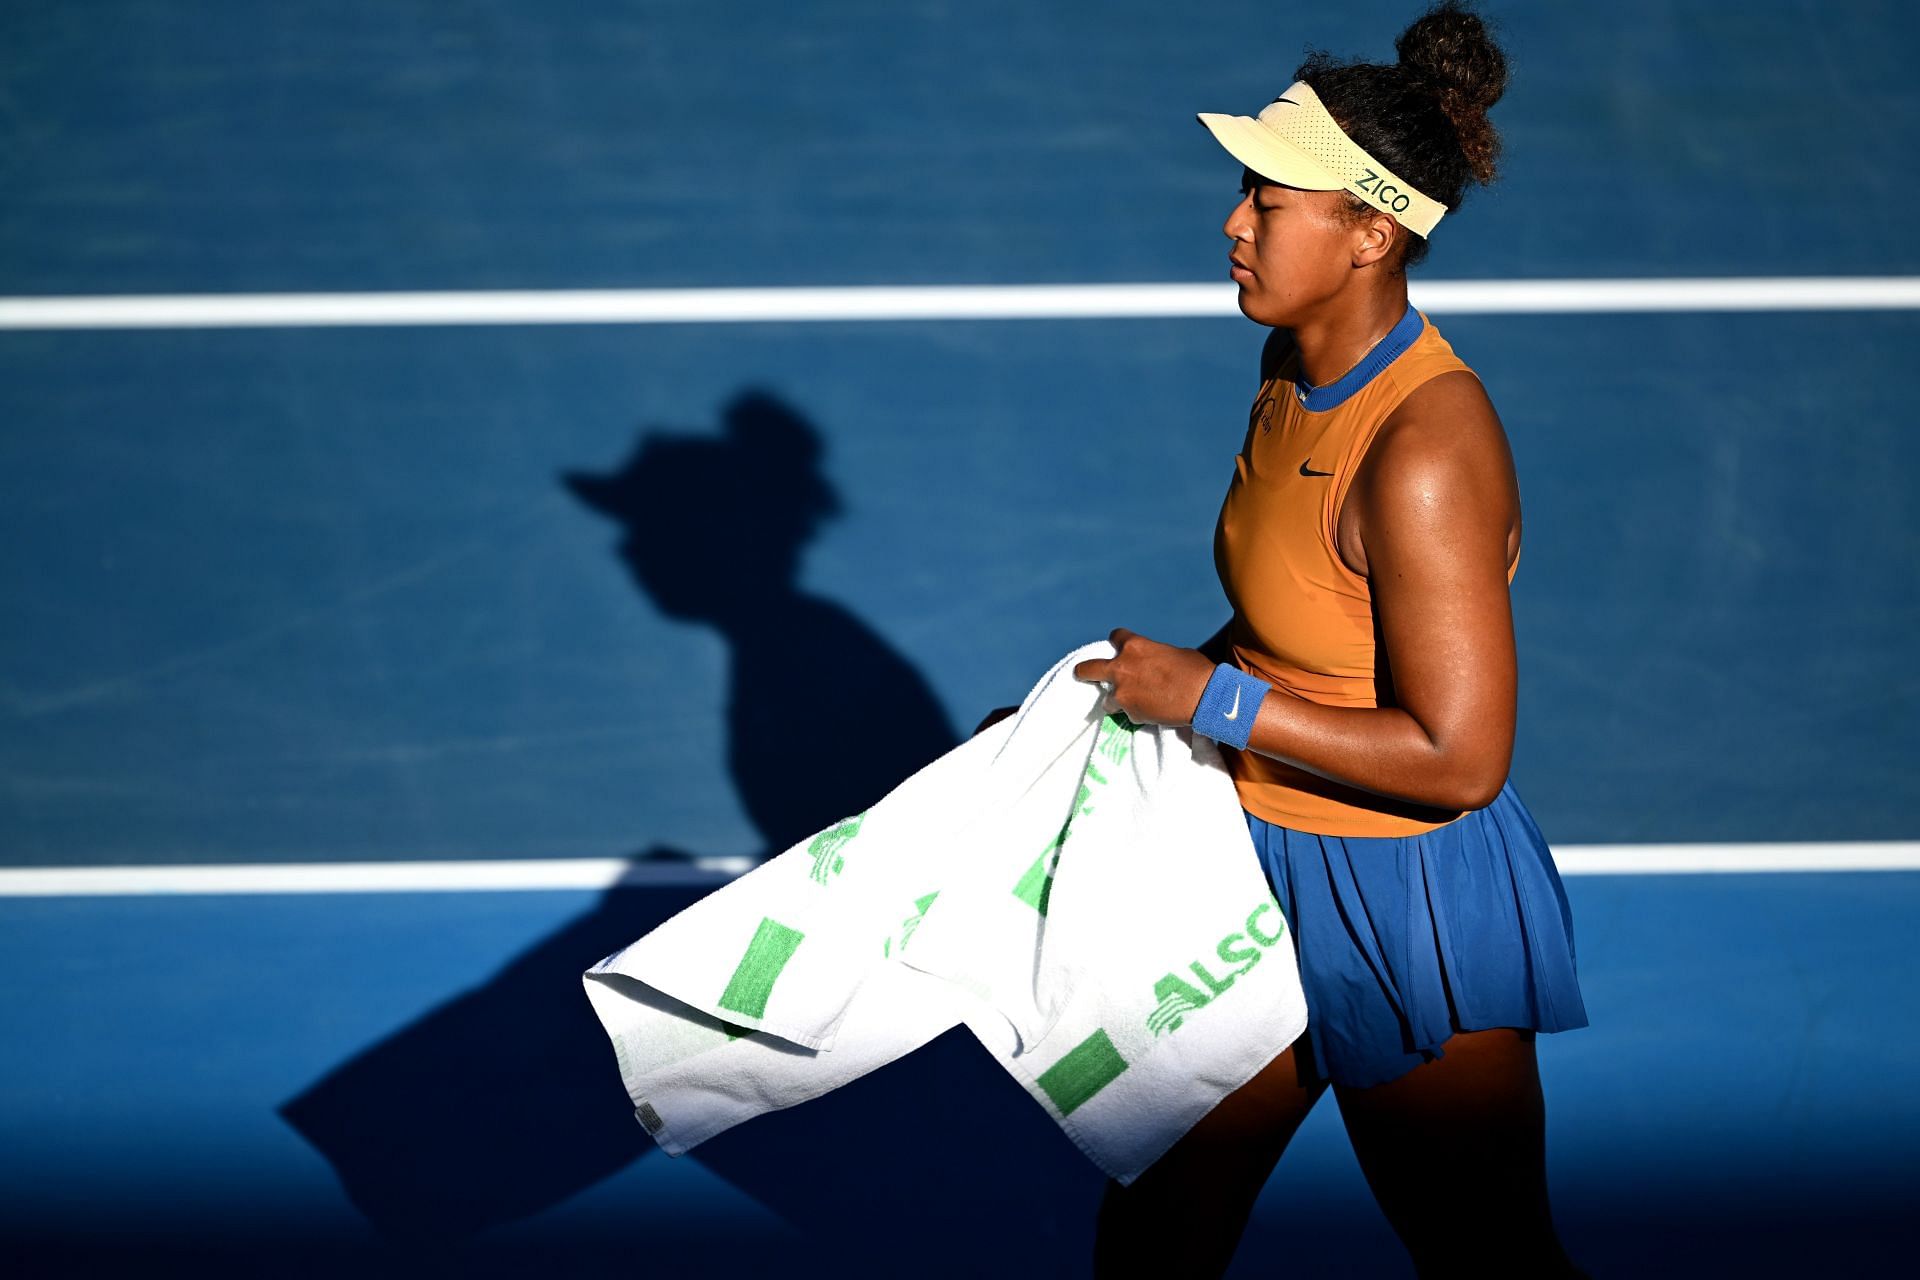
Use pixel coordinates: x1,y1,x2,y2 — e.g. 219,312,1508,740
581,641,1309,1185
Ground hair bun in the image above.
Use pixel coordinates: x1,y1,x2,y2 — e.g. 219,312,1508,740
1394,0,1508,183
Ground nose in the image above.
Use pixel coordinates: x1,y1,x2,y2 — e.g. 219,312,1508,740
1223,191,1254,242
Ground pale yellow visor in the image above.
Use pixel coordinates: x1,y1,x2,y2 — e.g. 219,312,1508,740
1198,81,1448,237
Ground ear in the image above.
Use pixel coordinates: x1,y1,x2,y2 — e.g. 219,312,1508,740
1350,210,1400,269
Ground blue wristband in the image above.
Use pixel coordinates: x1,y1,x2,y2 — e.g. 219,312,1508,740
1191,664,1269,750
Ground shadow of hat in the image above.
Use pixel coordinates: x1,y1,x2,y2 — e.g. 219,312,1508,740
561,390,840,537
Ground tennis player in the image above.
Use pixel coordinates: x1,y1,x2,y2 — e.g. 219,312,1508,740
1064,4,1590,1275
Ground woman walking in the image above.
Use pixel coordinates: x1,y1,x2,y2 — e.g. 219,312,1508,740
1067,4,1589,1275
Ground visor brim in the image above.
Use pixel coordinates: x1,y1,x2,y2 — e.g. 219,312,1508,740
1196,112,1345,192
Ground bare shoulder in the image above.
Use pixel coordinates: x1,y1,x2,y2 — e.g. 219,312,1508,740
1372,370,1513,483
1343,370,1521,576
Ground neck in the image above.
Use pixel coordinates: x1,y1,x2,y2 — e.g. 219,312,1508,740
1289,285,1411,388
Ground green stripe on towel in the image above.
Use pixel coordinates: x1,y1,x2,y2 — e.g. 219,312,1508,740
1036,1028,1129,1116
1011,849,1055,915
717,916,805,1019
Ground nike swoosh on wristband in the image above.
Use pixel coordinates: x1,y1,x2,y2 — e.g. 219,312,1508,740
1223,687,1242,720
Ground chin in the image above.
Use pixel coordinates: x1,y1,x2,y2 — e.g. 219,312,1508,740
1234,289,1283,328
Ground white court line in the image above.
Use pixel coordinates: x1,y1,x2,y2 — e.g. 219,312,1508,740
0,843,1915,896
1547,842,1920,875
0,857,759,896
2,278,1919,329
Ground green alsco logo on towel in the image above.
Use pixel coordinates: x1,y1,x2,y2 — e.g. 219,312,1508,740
1094,711,1139,763
808,810,866,884
1146,897,1289,1037
1012,713,1139,916
881,890,941,958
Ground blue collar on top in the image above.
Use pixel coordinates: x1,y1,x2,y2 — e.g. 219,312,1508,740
1291,302,1425,412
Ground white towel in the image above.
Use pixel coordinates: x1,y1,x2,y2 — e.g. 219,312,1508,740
582,640,1308,1185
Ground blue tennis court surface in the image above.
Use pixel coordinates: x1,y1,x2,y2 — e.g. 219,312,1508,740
4,2,1917,1275
3,874,1915,1276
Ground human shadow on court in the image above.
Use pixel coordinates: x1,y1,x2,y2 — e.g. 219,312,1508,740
276,391,1101,1274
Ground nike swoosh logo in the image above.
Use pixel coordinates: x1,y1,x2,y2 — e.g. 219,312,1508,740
1223,687,1242,720
1299,459,1334,477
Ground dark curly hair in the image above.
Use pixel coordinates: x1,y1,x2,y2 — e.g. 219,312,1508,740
1295,0,1509,272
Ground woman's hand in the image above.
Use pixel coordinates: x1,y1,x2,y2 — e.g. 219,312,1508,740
1072,627,1216,727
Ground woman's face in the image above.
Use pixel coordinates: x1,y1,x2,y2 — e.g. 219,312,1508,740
1224,168,1364,327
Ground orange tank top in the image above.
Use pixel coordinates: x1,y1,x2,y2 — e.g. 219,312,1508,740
1211,305,1518,837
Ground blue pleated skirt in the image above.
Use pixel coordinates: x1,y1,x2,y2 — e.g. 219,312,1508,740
1244,779,1589,1089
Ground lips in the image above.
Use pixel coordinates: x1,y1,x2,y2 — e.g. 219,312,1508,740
1229,256,1254,280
